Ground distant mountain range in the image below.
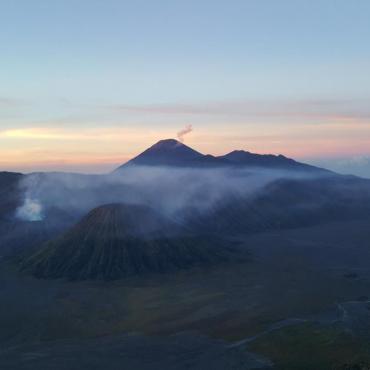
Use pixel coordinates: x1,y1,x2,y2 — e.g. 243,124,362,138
116,138,327,173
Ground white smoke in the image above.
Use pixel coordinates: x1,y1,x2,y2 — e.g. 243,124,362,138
16,198,44,222
177,124,193,143
14,166,323,224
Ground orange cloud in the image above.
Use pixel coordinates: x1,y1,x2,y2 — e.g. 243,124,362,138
1,118,370,173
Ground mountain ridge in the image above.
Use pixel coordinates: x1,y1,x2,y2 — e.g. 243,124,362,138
116,138,328,173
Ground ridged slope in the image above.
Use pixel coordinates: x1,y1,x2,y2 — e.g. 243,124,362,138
22,203,234,280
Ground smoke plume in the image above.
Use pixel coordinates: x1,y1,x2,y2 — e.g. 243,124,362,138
177,124,193,143
16,198,44,221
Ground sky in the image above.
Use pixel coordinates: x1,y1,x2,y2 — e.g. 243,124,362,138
1,0,370,176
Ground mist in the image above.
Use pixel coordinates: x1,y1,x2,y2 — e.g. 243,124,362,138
16,198,43,222
15,166,325,224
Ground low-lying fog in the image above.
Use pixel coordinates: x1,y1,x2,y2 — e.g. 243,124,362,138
15,166,327,222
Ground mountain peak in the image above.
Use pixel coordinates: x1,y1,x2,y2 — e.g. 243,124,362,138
117,138,203,168
152,138,183,148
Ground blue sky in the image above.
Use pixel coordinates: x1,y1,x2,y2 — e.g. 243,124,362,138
1,0,370,175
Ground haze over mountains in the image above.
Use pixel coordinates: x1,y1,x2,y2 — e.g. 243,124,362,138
0,138,369,269
0,138,367,272
0,139,367,237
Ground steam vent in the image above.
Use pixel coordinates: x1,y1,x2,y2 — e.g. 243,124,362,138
22,203,234,280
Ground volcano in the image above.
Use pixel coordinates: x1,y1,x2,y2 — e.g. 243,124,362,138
22,203,234,280
116,138,327,172
117,139,204,168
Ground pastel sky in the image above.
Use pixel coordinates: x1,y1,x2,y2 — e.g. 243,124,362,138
1,0,370,176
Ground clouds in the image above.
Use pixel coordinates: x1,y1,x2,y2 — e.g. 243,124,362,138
111,98,370,123
0,127,137,141
16,164,322,224
0,126,176,173
1,96,370,173
1,111,370,173
4,96,370,126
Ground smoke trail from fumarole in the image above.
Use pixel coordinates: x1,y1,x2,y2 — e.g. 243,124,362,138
14,166,322,224
177,124,193,143
16,198,43,221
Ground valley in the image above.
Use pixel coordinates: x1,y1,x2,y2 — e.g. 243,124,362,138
2,219,370,369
